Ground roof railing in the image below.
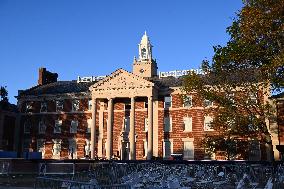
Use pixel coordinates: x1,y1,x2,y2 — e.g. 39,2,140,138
77,76,106,83
159,69,204,78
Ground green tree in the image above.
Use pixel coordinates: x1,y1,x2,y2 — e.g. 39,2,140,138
183,0,283,160
0,86,8,103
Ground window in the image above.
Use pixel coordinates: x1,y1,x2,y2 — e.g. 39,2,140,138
226,93,235,104
23,139,31,152
70,120,78,133
163,140,172,158
85,139,91,156
183,141,194,159
24,120,31,134
25,102,33,113
52,139,61,156
38,119,46,134
56,100,64,112
124,103,131,110
144,102,148,109
144,118,148,132
183,95,192,108
123,117,130,132
164,116,172,132
88,100,92,111
248,92,258,104
143,140,147,157
164,96,172,108
68,139,77,159
72,100,80,112
204,116,214,131
37,139,45,156
54,120,62,133
183,117,192,132
204,99,213,107
40,102,47,112
87,119,92,133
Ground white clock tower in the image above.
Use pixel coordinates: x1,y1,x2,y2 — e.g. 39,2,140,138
133,31,158,78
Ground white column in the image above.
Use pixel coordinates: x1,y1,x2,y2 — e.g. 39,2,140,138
147,96,153,160
130,97,136,160
98,102,104,157
106,98,114,160
91,98,97,159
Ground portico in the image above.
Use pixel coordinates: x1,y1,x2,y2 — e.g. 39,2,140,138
89,69,157,160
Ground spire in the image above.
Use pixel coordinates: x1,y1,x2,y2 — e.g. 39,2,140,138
138,31,152,60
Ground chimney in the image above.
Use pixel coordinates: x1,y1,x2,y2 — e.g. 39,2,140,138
38,68,58,85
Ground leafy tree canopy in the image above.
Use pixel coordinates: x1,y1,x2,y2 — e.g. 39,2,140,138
183,0,283,160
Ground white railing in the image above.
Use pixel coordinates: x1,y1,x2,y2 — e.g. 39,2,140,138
77,69,204,83
77,76,106,83
159,69,204,78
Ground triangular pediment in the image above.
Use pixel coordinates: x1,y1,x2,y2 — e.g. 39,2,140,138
90,69,154,91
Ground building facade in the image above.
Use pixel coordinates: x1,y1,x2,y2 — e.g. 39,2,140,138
17,33,273,160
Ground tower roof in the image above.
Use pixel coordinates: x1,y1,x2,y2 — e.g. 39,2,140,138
140,31,151,45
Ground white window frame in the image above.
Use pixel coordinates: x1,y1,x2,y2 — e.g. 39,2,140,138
40,102,47,113
204,99,213,107
164,96,172,108
88,99,92,111
87,119,92,133
37,139,45,157
56,100,64,112
144,118,148,132
163,139,173,158
52,139,62,156
143,139,147,158
72,99,80,112
70,120,78,133
38,119,46,134
164,116,172,132
183,117,192,132
204,116,214,131
183,95,192,108
182,138,194,160
85,139,91,156
54,120,62,133
24,120,31,134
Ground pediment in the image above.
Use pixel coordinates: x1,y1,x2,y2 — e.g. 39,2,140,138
89,69,154,91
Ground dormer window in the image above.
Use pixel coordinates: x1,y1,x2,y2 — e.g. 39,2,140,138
40,102,47,113
72,100,80,112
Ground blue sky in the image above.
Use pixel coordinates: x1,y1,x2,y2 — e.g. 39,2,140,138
0,0,243,104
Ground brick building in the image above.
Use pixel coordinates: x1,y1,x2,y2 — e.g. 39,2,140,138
272,92,284,160
17,32,274,160
0,101,19,152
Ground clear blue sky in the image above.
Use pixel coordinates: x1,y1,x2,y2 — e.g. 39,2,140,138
0,0,243,104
